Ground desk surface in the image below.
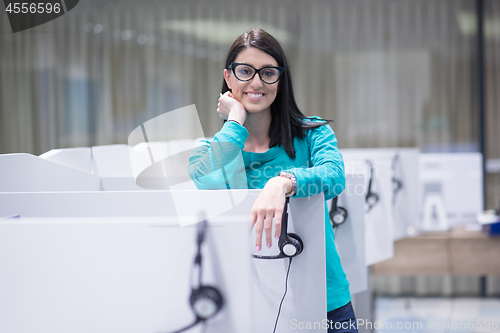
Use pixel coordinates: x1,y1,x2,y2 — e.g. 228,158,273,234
372,226,500,276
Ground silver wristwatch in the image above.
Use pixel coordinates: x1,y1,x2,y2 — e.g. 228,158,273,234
278,171,297,197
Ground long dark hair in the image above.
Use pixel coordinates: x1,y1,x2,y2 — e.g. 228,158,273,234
221,28,332,159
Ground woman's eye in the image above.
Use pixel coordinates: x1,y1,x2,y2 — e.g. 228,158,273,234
262,70,275,77
238,67,253,75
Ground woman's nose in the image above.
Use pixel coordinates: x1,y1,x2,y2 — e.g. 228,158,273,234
249,73,264,88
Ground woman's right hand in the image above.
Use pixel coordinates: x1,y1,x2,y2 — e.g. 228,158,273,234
218,91,247,125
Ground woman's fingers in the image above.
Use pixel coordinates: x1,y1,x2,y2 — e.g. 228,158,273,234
252,206,282,251
216,109,226,119
264,210,274,248
274,207,283,240
249,210,257,231
254,210,266,252
249,178,289,252
218,92,233,106
217,101,230,120
217,108,227,119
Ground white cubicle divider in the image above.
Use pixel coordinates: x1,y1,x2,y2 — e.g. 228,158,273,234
330,174,367,295
0,145,248,227
341,148,419,240
39,147,93,173
342,158,394,266
419,153,483,230
0,153,100,192
168,139,197,155
127,104,206,191
0,215,252,333
0,190,329,333
250,194,328,333
91,144,145,191
131,140,199,191
129,128,249,226
133,141,169,163
0,191,174,218
130,141,197,193
0,189,257,221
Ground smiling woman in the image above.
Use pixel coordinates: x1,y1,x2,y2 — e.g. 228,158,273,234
188,28,357,332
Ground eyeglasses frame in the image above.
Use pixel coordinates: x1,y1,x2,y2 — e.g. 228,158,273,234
228,62,284,84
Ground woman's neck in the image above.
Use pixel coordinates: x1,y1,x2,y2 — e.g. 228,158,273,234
243,108,272,153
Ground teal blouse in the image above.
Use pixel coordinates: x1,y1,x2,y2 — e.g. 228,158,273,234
188,118,351,312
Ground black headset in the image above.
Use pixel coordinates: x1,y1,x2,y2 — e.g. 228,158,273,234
329,196,348,228
166,219,223,333
391,154,403,206
252,197,304,259
365,160,380,213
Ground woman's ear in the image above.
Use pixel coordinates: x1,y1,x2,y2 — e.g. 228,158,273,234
224,69,232,90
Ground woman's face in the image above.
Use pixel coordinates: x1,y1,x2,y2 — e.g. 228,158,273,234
224,47,280,115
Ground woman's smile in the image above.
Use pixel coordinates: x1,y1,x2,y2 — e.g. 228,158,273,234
244,91,266,101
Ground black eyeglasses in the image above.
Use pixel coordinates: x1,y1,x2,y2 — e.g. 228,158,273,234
228,62,284,84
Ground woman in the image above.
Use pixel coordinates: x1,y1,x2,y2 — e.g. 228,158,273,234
188,28,358,332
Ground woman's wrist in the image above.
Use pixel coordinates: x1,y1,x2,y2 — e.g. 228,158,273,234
226,119,241,126
228,106,246,125
277,172,297,197
269,176,294,196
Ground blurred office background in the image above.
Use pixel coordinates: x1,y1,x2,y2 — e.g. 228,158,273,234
1,0,499,325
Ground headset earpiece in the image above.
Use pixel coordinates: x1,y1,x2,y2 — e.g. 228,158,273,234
365,160,380,213
283,232,303,257
331,206,348,226
329,196,348,228
366,192,379,206
165,219,223,333
391,154,403,205
190,286,223,320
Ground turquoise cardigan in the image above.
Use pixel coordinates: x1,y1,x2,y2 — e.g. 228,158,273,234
188,118,351,312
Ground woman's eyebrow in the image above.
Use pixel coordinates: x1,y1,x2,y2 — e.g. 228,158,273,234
253,63,278,67
246,63,278,68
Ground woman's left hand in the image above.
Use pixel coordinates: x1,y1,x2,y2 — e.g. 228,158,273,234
249,176,293,251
